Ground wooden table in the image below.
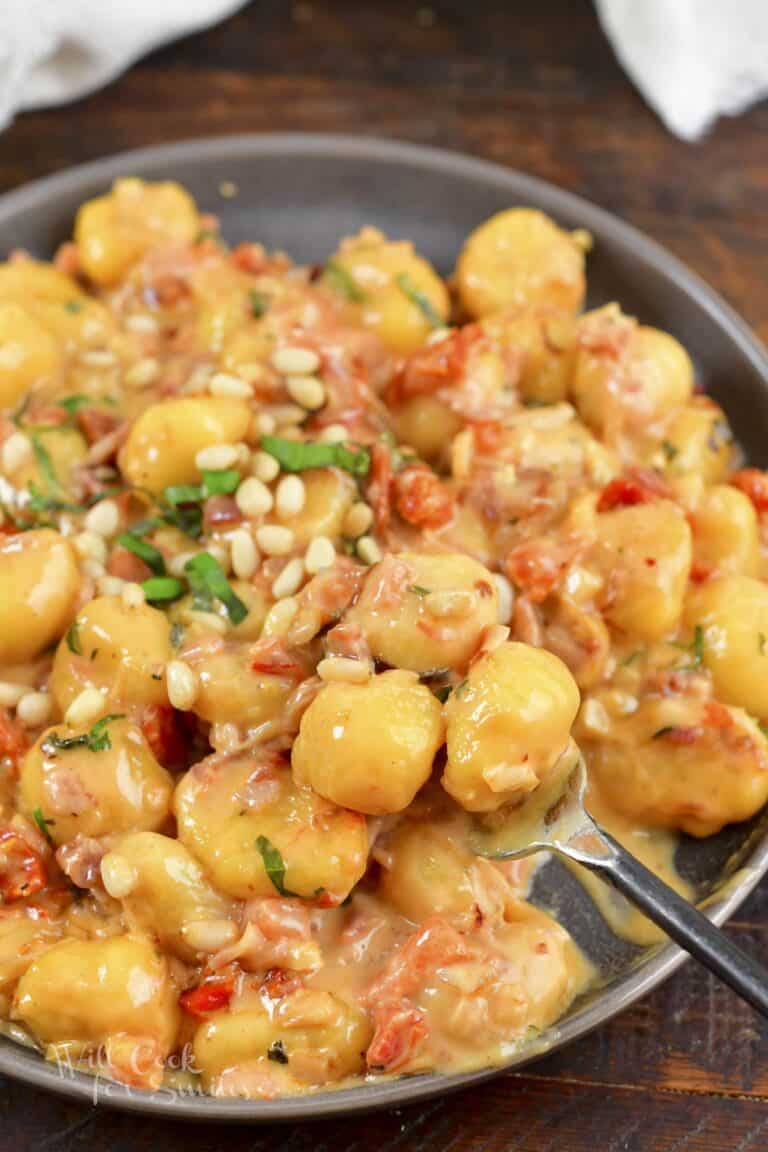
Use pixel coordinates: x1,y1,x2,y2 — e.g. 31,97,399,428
1,2,767,1148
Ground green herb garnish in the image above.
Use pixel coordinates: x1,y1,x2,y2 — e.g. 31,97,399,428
249,290,269,318
184,552,248,625
64,299,84,314
454,679,469,698
32,808,54,845
200,468,240,496
409,585,431,598
434,685,452,703
256,835,300,898
323,261,365,303
30,436,61,496
396,273,443,327
117,531,166,576
65,618,82,655
142,576,185,604
170,622,186,648
43,714,125,755
261,435,370,477
661,439,679,462
267,1039,289,1064
165,484,204,507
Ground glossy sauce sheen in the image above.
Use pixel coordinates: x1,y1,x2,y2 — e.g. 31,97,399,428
0,184,765,1099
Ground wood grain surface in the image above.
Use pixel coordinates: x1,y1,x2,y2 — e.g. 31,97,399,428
1,2,767,1148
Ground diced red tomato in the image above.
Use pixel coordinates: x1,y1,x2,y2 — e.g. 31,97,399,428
107,545,153,583
394,465,454,530
730,469,768,513
503,537,577,604
140,704,189,770
388,323,487,403
76,407,122,445
0,827,47,902
179,977,235,1019
470,419,504,455
368,440,394,537
366,1001,428,1073
597,468,672,513
0,709,28,769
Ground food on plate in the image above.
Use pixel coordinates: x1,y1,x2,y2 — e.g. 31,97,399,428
0,177,762,1099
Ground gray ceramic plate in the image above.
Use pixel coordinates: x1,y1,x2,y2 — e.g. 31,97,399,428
1,134,767,1120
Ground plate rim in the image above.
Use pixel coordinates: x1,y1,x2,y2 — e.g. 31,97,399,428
0,131,767,1121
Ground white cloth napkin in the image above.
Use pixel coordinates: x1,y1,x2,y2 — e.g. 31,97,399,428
596,0,768,141
0,0,248,130
0,0,766,142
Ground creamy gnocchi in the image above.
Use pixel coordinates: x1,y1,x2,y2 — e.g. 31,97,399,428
0,179,763,1100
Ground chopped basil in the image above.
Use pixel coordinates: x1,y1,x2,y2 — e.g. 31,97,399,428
32,808,54,845
165,484,204,507
454,679,469,698
267,1039,289,1064
621,649,644,667
30,435,61,496
184,552,248,625
117,531,166,576
261,435,370,477
661,439,678,462
142,576,185,604
200,468,240,496
170,622,186,648
64,299,84,314
65,618,82,655
26,483,85,516
409,585,431,598
433,684,452,703
43,713,125,755
249,290,269,317
323,261,365,303
396,272,443,327
255,835,300,898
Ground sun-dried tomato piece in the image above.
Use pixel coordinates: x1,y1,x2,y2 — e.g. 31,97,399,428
597,468,672,512
394,465,454,530
730,469,768,513
179,977,235,1019
0,827,47,902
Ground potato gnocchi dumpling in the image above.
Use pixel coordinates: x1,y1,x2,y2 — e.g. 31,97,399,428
292,670,444,814
0,177,764,1100
19,717,174,842
350,552,498,674
0,530,79,664
456,208,588,318
175,754,368,902
443,642,580,812
13,935,180,1087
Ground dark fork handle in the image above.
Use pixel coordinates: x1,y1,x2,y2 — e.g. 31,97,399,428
575,830,768,1019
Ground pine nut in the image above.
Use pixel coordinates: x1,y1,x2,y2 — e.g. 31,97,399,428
181,918,238,953
121,582,146,610
125,313,159,333
262,597,298,637
166,660,199,711
73,531,107,565
81,558,106,579
451,429,474,479
267,403,305,427
492,573,514,626
187,610,228,634
356,535,382,565
272,557,305,598
230,529,258,580
480,624,510,655
84,499,120,538
97,575,125,597
0,682,27,708
101,854,137,900
16,692,52,728
343,502,373,538
252,451,280,483
275,474,306,518
186,365,213,394
424,589,477,619
0,432,32,475
209,372,252,399
256,524,294,556
79,349,117,368
206,541,231,574
169,550,200,577
580,698,611,736
305,535,336,574
271,346,320,376
124,358,159,387
236,477,274,518
317,657,372,684
426,326,452,345
252,411,276,438
195,443,240,471
286,375,326,411
318,423,348,443
65,688,107,728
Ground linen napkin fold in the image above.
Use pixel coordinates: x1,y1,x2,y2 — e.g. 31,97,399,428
595,0,768,141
